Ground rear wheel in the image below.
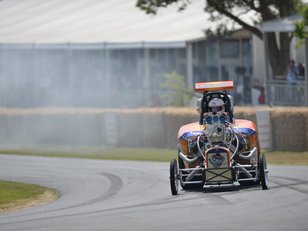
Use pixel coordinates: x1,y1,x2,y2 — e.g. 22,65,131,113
259,154,269,190
170,159,179,195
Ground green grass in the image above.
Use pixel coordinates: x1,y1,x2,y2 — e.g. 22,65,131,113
0,181,45,203
0,147,176,162
0,181,58,212
0,146,308,165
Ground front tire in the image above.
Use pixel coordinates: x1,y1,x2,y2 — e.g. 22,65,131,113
170,159,179,195
259,154,269,190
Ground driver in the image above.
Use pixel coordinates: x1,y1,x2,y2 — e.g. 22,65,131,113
208,98,225,116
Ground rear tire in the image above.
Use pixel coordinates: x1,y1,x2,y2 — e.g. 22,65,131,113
259,154,269,190
170,159,179,195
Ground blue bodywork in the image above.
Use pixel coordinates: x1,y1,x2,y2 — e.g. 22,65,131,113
182,131,203,140
181,127,256,141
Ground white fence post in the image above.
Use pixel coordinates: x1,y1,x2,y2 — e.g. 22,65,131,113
105,113,118,146
256,110,272,150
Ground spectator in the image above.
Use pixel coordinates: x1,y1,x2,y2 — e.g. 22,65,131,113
258,86,266,104
297,63,305,79
286,60,298,85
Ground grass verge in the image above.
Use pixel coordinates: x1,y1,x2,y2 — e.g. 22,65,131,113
0,146,308,165
0,181,58,213
0,147,176,162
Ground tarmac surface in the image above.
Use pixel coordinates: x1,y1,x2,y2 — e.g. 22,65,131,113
0,154,308,231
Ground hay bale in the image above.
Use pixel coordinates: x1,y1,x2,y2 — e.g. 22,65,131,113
0,106,307,151
141,110,166,148
117,111,143,147
271,107,308,151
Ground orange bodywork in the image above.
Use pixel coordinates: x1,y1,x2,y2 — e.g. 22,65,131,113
178,119,257,138
178,119,260,167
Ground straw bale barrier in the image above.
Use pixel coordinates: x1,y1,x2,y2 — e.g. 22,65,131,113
0,107,307,151
270,107,308,151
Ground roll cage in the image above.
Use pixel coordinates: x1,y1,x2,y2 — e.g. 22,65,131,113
199,90,234,125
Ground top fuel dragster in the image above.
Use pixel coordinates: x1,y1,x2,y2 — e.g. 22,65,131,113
170,81,269,195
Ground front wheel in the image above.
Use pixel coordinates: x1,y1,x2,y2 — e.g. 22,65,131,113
259,154,269,190
170,159,179,195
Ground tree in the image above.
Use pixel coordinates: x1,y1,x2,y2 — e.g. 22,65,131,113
294,5,308,47
136,0,303,77
161,71,193,106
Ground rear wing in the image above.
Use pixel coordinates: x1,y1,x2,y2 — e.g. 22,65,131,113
195,81,234,92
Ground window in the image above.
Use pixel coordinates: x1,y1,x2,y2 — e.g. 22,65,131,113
220,39,239,58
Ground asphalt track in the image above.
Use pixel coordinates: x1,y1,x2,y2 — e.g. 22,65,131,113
0,155,308,231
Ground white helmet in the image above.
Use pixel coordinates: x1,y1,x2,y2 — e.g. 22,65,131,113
208,98,225,115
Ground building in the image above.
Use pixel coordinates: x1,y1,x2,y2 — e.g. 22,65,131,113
257,14,308,106
0,0,257,107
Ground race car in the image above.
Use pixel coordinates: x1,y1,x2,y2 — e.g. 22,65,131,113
169,81,269,195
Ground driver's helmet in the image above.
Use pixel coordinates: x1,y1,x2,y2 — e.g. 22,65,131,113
208,98,225,115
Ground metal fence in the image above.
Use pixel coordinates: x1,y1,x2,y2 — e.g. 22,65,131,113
267,80,308,106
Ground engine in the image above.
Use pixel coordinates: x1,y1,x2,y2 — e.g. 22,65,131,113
203,114,233,148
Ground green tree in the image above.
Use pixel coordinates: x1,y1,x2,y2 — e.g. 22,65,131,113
161,71,193,106
136,0,302,77
294,5,308,47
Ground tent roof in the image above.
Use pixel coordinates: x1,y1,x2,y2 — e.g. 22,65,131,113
0,0,256,46
261,14,302,33
0,0,206,44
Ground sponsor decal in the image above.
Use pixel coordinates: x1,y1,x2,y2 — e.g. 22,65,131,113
233,127,255,136
182,131,202,140
209,153,226,168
